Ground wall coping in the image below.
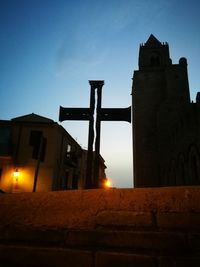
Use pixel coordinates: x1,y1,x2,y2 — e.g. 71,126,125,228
0,187,200,230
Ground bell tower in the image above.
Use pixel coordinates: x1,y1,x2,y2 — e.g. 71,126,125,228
132,34,190,187
138,34,171,70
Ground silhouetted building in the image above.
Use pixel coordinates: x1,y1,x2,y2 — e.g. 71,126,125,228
0,113,106,192
132,34,200,187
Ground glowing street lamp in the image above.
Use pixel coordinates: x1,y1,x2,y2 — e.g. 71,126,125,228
13,169,19,177
12,168,20,193
13,169,19,180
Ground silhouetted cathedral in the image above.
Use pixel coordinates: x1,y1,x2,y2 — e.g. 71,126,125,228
132,34,200,187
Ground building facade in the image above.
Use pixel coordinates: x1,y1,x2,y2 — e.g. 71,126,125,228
132,34,200,187
0,113,106,193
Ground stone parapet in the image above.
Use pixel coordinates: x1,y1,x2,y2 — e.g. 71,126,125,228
0,187,200,266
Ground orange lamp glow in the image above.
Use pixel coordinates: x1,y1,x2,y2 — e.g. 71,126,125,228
104,179,111,188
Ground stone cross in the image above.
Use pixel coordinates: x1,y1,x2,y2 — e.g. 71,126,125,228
59,80,131,189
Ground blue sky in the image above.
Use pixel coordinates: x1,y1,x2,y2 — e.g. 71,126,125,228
1,0,200,187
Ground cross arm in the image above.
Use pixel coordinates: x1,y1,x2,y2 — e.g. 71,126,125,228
59,106,91,122
100,106,131,123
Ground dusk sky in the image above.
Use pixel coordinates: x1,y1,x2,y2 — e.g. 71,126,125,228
1,0,200,188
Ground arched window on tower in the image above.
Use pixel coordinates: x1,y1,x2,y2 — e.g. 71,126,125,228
150,53,161,67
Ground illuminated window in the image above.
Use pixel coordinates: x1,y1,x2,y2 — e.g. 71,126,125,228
66,144,72,159
67,144,71,153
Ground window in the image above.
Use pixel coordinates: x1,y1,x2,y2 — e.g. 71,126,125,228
29,131,46,162
150,53,161,67
66,144,72,159
67,144,71,153
0,126,11,156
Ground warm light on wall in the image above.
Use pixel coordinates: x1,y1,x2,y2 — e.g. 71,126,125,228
0,166,35,193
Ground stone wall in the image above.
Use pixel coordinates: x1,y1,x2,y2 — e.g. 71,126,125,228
0,187,200,266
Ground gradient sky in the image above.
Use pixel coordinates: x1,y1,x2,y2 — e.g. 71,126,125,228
1,0,200,188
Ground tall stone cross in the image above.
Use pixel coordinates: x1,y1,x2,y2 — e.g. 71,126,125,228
59,80,131,189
